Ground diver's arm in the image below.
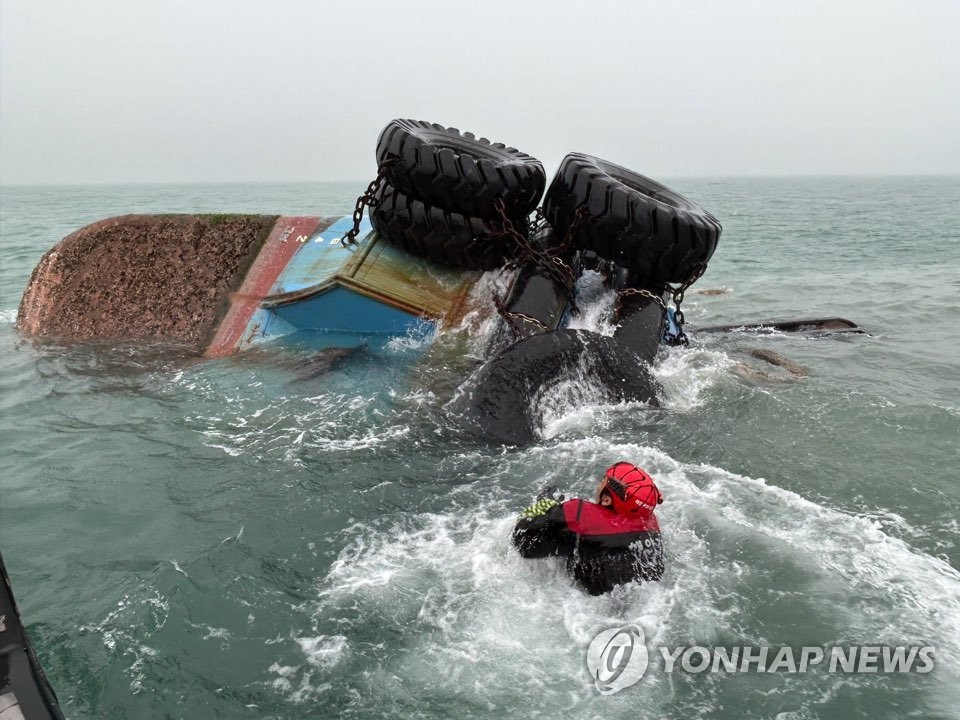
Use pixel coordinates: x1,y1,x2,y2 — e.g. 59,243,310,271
636,532,665,581
511,498,571,558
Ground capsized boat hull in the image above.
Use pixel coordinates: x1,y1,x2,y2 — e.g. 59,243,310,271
17,215,480,356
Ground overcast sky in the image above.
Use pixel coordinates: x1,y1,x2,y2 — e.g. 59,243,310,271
1,0,958,184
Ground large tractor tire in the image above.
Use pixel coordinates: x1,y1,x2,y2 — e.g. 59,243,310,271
544,153,721,285
370,184,520,271
452,329,660,445
376,119,545,219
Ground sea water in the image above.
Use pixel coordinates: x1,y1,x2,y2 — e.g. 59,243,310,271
1,177,958,719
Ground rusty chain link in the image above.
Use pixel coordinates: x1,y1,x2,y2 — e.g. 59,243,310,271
666,261,707,329
613,261,707,346
616,287,668,314
340,156,398,248
492,292,550,338
490,200,587,315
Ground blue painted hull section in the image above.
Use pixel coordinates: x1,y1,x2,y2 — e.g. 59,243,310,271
222,215,475,354
272,285,435,336
269,216,370,296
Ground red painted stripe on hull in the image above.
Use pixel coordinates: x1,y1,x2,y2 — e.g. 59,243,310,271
205,216,325,357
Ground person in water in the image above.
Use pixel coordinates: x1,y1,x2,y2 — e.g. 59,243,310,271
511,462,665,595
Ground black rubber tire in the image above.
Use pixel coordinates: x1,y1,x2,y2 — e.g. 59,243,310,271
376,119,546,219
451,329,659,445
543,153,722,284
370,184,519,271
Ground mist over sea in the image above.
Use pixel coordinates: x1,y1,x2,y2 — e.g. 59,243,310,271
1,177,958,719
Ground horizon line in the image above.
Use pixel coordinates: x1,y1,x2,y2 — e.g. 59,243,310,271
2,172,959,189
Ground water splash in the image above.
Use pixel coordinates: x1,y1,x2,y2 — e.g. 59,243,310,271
288,437,960,716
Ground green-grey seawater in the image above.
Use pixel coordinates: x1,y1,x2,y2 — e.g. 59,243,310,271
1,178,958,719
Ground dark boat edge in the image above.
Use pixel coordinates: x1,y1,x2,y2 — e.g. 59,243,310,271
1,552,65,720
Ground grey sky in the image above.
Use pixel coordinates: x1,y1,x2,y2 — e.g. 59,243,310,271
1,0,958,184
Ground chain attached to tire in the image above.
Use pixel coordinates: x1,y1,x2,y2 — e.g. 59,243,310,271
340,156,398,247
492,292,550,339
615,287,668,316
613,262,707,346
490,200,583,315
664,261,708,345
666,261,707,330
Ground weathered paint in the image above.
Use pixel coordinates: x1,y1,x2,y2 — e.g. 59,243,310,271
261,216,477,322
204,216,325,357
347,239,477,323
207,215,481,356
272,285,436,335
266,216,364,296
233,305,299,349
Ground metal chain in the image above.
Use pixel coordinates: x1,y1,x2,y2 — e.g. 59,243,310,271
489,199,583,315
616,287,668,313
666,261,707,329
521,202,710,342
340,168,709,341
558,206,590,260
613,262,707,346
492,292,550,338
340,156,398,247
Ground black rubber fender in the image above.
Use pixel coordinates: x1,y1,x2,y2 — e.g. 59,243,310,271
376,119,545,219
498,258,574,341
613,289,669,364
543,153,721,284
453,329,659,445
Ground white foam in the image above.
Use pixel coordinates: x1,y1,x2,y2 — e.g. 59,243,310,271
565,271,618,336
539,393,645,441
533,357,615,436
296,634,348,668
172,377,410,459
446,267,517,358
283,438,960,715
80,588,170,694
534,342,734,438
936,403,959,418
653,347,736,411
533,351,654,441
384,325,438,353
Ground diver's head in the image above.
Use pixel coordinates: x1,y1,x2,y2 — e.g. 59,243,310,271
597,462,663,516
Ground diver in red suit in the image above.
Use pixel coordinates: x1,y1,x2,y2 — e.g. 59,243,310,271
512,462,665,595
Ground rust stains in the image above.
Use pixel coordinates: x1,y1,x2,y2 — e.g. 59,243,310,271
204,216,328,357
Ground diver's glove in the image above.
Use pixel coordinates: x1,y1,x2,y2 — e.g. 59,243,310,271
519,496,561,520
